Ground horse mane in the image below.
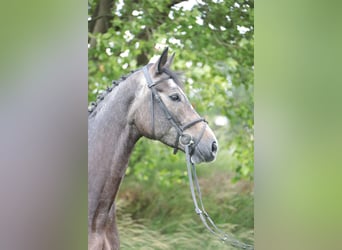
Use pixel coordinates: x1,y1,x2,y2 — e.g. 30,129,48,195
88,65,184,116
88,68,142,116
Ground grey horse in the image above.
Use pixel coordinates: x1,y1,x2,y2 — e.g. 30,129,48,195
88,48,218,249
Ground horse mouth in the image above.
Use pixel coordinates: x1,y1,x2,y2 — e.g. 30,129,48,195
190,142,218,164
191,153,215,164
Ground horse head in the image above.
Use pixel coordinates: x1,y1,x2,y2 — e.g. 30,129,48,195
130,48,218,164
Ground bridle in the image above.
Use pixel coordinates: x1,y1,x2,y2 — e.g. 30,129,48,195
142,65,207,155
142,65,254,250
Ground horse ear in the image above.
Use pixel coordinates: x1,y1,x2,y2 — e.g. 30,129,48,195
164,52,175,69
157,47,169,73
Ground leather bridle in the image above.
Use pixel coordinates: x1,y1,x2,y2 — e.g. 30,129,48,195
142,65,254,250
142,65,207,155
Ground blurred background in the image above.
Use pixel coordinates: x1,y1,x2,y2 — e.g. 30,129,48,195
3,0,340,249
88,0,254,248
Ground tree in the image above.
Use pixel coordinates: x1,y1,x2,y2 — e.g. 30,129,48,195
88,0,254,181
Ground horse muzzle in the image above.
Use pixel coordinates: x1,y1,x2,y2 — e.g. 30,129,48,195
191,139,218,164
186,126,218,164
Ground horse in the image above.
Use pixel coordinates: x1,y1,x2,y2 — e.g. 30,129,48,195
88,47,218,250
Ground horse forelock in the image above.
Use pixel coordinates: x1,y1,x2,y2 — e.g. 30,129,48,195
161,67,184,89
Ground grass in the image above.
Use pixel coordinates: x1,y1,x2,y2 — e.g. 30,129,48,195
116,156,254,250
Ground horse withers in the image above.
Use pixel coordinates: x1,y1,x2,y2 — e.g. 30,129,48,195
88,47,218,249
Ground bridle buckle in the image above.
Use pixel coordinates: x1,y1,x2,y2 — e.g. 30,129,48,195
179,134,194,147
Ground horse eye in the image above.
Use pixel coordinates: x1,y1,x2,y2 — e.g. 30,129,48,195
169,94,181,102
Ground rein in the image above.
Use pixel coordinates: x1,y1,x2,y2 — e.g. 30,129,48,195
184,142,254,250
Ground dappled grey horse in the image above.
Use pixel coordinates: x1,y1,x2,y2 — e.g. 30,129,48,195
88,48,218,250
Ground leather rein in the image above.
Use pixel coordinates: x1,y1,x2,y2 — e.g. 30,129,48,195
185,144,254,250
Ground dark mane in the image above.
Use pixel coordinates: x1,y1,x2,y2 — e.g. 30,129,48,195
88,68,141,115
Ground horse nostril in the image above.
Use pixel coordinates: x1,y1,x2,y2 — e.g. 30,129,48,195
211,141,218,153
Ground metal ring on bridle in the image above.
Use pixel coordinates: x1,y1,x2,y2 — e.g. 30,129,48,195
179,134,194,146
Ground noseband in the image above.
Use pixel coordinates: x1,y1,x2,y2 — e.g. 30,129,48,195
142,65,206,155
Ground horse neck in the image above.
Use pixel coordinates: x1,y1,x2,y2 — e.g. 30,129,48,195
88,75,142,167
88,75,142,229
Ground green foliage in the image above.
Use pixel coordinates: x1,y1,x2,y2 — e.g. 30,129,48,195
127,139,188,186
88,0,254,181
116,166,254,249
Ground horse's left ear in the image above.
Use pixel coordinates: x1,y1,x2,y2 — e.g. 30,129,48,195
157,47,169,73
151,47,175,74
